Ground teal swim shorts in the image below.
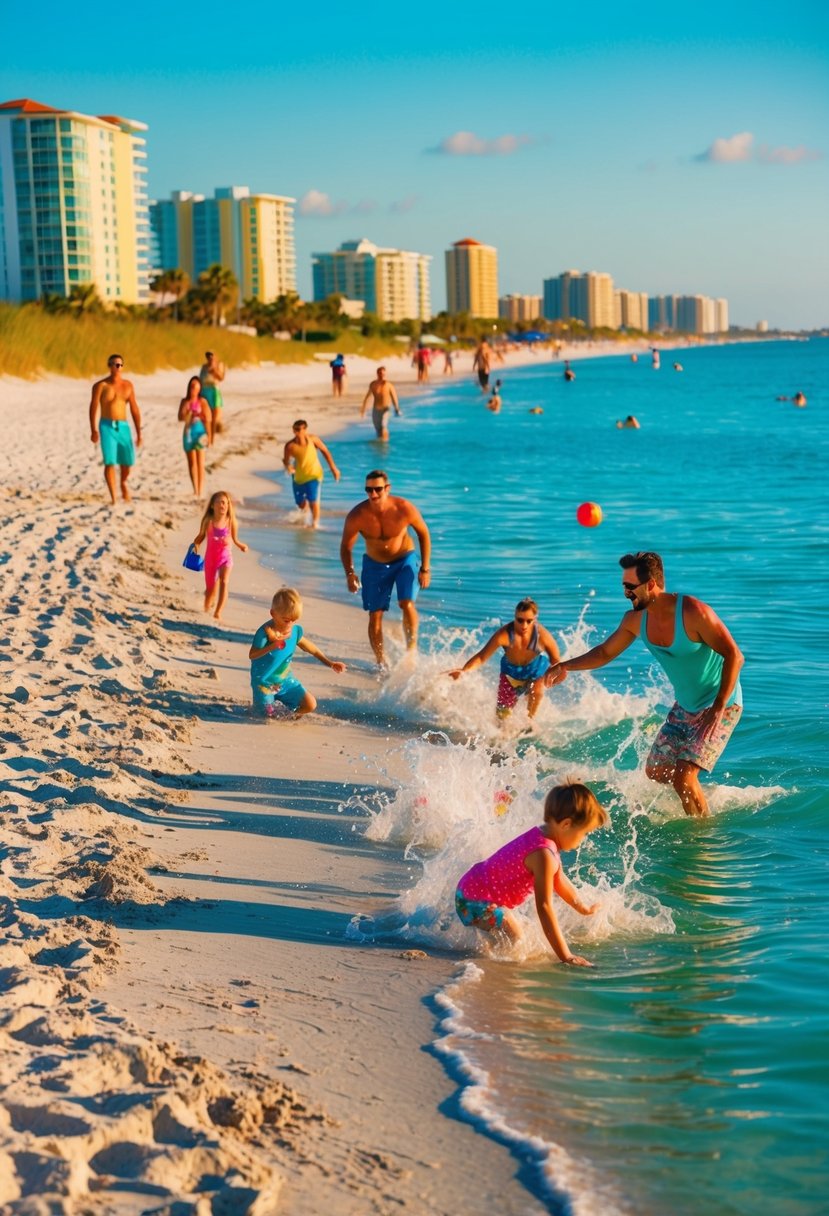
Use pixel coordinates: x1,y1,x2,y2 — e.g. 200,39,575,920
100,418,135,467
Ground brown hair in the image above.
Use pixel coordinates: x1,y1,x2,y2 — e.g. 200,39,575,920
271,587,303,617
199,490,236,534
543,781,608,829
366,469,388,483
619,551,664,587
515,598,538,616
293,419,308,429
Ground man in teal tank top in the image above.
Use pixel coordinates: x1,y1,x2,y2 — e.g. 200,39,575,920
545,551,744,817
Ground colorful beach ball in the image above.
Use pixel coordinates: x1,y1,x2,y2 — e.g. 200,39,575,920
577,502,603,527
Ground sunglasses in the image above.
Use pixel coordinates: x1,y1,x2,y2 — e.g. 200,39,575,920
110,361,123,367
365,485,388,495
622,580,646,592
515,616,536,624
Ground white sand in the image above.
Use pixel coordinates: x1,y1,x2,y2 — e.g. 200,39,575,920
2,348,579,1213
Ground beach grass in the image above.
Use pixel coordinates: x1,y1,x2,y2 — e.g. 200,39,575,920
0,304,409,379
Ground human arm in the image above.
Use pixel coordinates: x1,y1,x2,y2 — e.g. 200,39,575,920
340,511,361,592
126,383,142,448
177,398,189,423
685,597,744,736
249,628,283,661
314,437,340,480
408,505,431,588
390,385,401,416
230,518,249,553
282,440,295,474
526,849,592,967
544,614,639,687
359,386,372,418
447,628,507,679
553,867,600,917
215,361,226,382
538,626,561,667
89,382,101,441
202,399,213,445
298,636,346,673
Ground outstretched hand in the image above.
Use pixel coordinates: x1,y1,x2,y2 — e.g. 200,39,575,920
563,955,594,968
545,664,568,688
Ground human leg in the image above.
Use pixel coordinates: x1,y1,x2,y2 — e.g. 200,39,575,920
186,451,198,494
496,674,520,719
527,678,545,718
103,464,117,505
367,610,386,665
213,566,230,621
119,464,131,502
646,702,741,817
194,450,205,498
399,599,418,650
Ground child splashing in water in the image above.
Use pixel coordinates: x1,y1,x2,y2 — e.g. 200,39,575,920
455,781,608,967
192,490,248,622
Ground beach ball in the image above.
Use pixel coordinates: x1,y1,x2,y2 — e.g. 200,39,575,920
577,502,603,527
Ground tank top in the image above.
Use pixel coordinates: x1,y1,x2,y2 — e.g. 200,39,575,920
459,826,558,908
500,622,550,682
640,595,742,713
292,438,324,484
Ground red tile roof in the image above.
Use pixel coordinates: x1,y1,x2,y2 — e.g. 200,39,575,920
0,98,63,114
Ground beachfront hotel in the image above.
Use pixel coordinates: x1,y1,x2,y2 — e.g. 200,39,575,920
149,186,296,302
542,270,616,329
445,238,498,318
498,293,542,323
0,98,150,303
311,238,431,322
649,293,729,335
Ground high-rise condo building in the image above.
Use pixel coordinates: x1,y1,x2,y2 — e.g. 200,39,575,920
0,97,149,303
498,294,542,323
311,238,431,322
616,290,649,332
543,270,615,328
150,186,296,301
445,238,498,317
648,295,677,331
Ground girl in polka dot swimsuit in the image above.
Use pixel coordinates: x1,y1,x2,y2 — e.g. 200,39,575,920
455,782,608,967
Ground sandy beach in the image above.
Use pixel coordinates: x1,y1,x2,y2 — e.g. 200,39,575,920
0,338,675,1213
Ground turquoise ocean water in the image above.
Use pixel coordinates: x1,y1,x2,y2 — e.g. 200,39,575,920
251,340,827,1216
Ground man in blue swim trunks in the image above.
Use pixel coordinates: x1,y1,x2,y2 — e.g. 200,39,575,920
340,470,431,666
545,551,744,818
448,598,561,724
89,354,142,504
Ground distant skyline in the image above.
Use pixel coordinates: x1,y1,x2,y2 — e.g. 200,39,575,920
3,0,828,328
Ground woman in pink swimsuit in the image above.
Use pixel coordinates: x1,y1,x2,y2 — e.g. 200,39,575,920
455,782,608,967
178,376,212,499
192,490,248,622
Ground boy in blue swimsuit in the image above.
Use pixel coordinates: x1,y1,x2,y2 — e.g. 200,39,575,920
448,599,561,722
249,587,346,717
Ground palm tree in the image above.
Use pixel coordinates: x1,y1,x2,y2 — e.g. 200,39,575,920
67,283,104,316
150,269,190,321
197,264,238,327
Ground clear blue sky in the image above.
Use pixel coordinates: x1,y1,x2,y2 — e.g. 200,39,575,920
3,0,828,327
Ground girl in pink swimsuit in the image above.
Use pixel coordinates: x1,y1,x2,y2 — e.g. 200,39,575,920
456,782,609,967
192,490,248,622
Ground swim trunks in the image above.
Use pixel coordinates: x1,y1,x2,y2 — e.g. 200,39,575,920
647,701,743,773
371,406,389,437
99,418,135,467
478,369,490,389
293,478,321,507
202,385,223,411
361,551,419,612
252,675,306,715
455,889,504,930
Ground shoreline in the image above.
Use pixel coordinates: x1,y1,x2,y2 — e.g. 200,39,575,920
0,334,768,1211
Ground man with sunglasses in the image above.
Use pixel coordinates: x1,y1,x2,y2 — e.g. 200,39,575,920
89,354,142,504
340,471,431,666
545,551,743,817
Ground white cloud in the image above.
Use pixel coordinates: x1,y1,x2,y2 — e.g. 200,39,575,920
695,132,822,166
756,143,822,165
699,132,755,163
299,189,347,216
430,130,533,156
390,194,418,214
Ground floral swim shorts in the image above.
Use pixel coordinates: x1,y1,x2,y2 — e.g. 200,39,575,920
647,702,743,773
455,889,505,930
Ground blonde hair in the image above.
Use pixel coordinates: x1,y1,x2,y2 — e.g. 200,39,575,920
271,587,303,618
199,490,236,534
543,781,608,829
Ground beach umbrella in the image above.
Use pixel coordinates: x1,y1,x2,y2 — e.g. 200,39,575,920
419,333,446,344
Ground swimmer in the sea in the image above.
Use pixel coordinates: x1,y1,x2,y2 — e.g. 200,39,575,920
616,415,640,429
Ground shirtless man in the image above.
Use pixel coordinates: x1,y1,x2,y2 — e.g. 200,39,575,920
282,419,340,528
89,354,142,504
472,340,491,391
340,470,431,665
360,367,401,440
199,350,226,433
